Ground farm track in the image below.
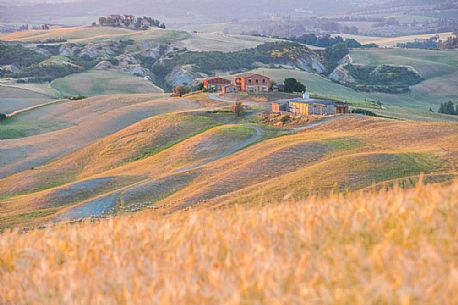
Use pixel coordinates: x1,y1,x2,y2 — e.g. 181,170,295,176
5,99,67,119
53,124,265,220
52,114,350,220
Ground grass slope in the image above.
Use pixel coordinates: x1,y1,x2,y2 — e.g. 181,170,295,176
0,94,208,179
0,27,190,44
0,84,57,114
0,26,273,52
1,115,457,228
248,62,458,122
156,116,457,209
0,179,456,305
0,112,221,197
350,48,458,111
51,70,163,96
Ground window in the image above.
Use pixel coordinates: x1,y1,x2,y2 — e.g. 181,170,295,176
255,79,259,84
262,79,266,84
248,79,252,84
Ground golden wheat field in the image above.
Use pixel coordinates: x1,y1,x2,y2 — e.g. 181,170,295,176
0,178,456,305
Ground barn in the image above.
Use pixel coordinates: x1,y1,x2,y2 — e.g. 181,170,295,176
202,77,231,92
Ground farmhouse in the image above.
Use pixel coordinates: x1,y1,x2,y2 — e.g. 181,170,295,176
234,73,271,93
272,94,350,116
202,77,231,92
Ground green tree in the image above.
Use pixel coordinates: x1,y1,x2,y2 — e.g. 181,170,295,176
324,43,349,71
232,101,244,117
439,101,456,115
98,17,107,25
284,78,306,93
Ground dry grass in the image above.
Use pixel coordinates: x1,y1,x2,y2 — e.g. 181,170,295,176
1,116,457,228
0,112,218,196
0,178,457,305
0,27,189,44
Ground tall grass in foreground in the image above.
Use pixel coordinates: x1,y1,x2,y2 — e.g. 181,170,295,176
0,180,457,305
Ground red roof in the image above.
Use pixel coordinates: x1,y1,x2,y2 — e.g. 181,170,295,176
203,77,231,85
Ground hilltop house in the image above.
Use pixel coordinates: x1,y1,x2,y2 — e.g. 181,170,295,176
234,73,271,93
272,94,350,116
202,77,231,92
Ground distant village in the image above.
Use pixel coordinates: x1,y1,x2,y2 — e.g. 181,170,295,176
97,15,166,30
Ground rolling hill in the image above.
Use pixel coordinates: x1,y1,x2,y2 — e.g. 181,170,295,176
0,27,190,44
0,93,215,179
50,70,164,96
0,26,275,52
0,83,58,114
1,26,457,230
0,94,456,229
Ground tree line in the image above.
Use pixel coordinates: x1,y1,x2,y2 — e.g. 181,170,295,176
438,101,458,115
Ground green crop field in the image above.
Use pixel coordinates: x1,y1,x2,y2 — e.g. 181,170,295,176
0,84,58,114
0,115,69,139
51,70,164,96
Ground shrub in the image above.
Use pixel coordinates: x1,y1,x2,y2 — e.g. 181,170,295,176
108,58,119,66
280,115,291,123
0,44,47,68
351,109,377,116
172,86,191,97
232,101,244,117
68,95,87,101
0,113,6,121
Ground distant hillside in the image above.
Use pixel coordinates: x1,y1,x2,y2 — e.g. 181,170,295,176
1,0,365,23
0,30,324,91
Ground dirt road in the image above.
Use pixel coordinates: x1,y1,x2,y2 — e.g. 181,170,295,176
54,124,265,220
